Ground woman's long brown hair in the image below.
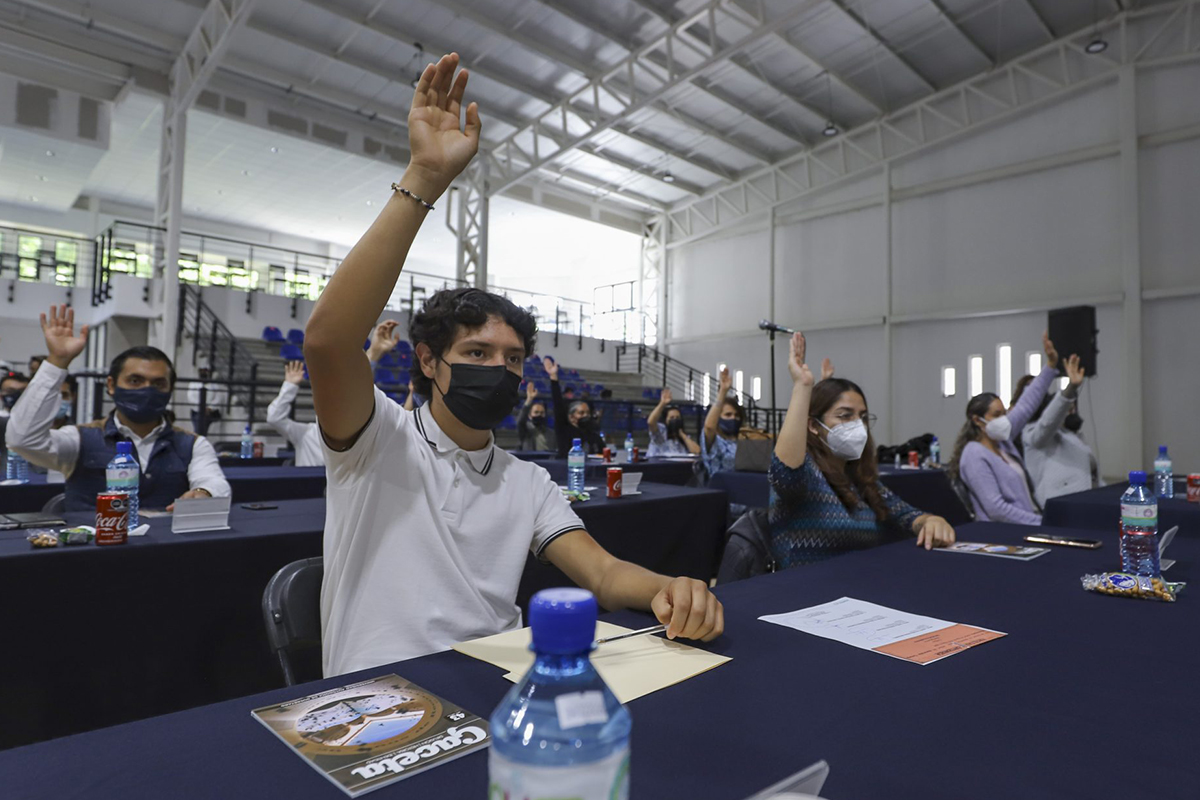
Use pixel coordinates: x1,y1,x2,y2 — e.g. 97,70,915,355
807,378,888,521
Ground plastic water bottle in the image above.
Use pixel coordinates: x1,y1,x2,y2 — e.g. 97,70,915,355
106,441,139,529
5,452,29,483
929,436,941,467
240,425,253,459
1153,445,1174,499
567,438,586,492
1120,470,1159,578
489,588,631,800
624,432,635,464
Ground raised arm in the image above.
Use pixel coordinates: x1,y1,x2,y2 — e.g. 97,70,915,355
773,333,814,468
403,379,416,412
365,320,401,365
1008,332,1060,434
304,53,480,449
702,367,731,452
647,387,670,429
1024,353,1083,450
266,362,311,446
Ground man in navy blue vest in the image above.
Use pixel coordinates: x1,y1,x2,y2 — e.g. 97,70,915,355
6,305,230,511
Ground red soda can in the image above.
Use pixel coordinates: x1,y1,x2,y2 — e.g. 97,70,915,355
1188,474,1200,503
607,467,623,499
252,441,264,458
95,492,129,546
631,446,639,463
603,446,612,463
908,451,920,468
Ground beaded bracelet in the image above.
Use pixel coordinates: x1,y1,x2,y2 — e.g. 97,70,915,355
390,182,435,211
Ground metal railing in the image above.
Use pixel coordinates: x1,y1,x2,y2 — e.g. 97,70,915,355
0,223,96,291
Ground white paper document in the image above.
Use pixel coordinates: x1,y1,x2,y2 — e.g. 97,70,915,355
759,597,1005,666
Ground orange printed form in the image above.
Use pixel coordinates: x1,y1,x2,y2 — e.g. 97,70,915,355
759,597,1006,666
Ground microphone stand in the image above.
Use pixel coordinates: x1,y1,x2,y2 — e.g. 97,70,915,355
768,328,777,436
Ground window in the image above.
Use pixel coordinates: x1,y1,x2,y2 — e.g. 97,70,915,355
997,344,1012,404
969,355,983,397
734,370,744,401
752,376,762,401
1060,377,1070,391
717,362,726,377
702,372,711,406
685,378,695,402
18,235,42,280
1027,352,1042,376
941,366,956,397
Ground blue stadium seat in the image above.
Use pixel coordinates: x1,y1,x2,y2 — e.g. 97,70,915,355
380,351,401,367
396,341,413,354
499,415,517,430
286,329,304,345
280,344,303,361
262,326,284,342
374,367,395,385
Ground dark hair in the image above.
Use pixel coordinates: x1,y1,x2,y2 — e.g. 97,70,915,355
947,392,998,483
721,394,745,423
600,388,613,399
664,404,684,441
1,372,29,389
408,288,537,396
30,355,46,366
61,375,79,397
807,378,888,521
108,346,176,388
1010,373,1051,430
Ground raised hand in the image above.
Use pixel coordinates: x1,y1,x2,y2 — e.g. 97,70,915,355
542,356,559,380
660,387,673,405
40,304,89,369
525,381,538,402
368,320,401,359
788,332,814,387
821,357,834,381
718,366,732,392
1043,330,1059,369
284,361,305,385
405,53,482,201
1065,354,1085,387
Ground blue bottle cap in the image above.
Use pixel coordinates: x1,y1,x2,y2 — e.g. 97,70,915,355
1129,470,1147,485
529,588,596,655
115,441,133,455
572,438,581,447
1159,445,1168,456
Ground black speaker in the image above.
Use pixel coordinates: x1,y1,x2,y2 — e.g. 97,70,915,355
1048,305,1098,377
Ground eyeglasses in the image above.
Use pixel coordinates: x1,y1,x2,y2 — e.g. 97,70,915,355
830,412,878,426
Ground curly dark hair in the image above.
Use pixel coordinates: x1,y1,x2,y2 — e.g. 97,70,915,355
408,287,537,396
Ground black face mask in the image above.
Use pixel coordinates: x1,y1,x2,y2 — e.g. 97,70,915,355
1064,413,1084,433
1,391,20,410
530,416,546,427
666,418,684,436
435,362,521,431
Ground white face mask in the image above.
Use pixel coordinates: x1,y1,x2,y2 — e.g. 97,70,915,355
983,415,1012,443
818,418,869,461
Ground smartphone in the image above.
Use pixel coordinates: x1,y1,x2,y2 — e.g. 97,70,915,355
1024,533,1102,549
241,503,279,511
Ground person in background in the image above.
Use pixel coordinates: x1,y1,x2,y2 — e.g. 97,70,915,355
647,388,699,457
768,333,955,567
403,378,418,411
562,385,576,402
516,380,555,452
28,356,45,377
1017,353,1098,504
546,356,604,457
948,332,1060,524
701,367,743,477
185,366,227,435
303,54,721,675
266,361,323,467
7,305,230,510
1,372,29,418
53,374,78,429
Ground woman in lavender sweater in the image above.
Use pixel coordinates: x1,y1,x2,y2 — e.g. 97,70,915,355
948,333,1062,525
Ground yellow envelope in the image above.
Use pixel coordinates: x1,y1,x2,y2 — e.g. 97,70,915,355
453,621,730,704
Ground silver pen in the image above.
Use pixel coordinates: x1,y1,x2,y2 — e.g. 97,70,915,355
594,624,667,645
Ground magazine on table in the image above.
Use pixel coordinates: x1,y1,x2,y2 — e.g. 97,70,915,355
251,673,489,796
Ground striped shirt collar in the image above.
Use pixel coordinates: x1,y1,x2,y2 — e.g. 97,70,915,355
413,402,496,475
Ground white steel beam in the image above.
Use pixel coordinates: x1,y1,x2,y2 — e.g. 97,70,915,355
826,0,939,93
663,0,1200,247
450,161,489,289
484,0,826,198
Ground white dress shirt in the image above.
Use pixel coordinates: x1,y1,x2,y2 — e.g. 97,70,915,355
265,382,324,467
5,362,231,498
185,379,228,410
320,389,585,676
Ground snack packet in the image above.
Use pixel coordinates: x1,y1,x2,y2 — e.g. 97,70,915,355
1081,572,1184,602
26,526,95,548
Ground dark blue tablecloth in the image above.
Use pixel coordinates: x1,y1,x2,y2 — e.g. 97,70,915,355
709,465,972,525
1043,482,1199,535
536,456,699,486
4,520,1196,798
508,450,557,461
0,484,727,749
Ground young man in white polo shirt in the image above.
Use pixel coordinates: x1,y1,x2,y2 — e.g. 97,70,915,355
306,52,724,677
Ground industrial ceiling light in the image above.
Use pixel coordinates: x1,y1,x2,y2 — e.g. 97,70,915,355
662,171,675,183
821,72,838,138
1085,37,1108,54
408,43,425,88
270,146,279,153
822,122,839,137
45,150,54,157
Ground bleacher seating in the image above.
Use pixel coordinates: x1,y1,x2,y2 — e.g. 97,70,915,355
286,329,304,345
262,326,284,343
280,343,303,361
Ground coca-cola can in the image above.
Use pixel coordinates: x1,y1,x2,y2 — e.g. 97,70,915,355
607,467,623,499
95,492,129,546
631,446,639,463
908,451,920,468
1188,474,1200,504
602,446,612,463
252,441,264,458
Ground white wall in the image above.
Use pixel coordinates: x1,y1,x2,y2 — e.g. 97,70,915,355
666,59,1200,479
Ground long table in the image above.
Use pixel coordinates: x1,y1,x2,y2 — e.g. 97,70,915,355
535,456,699,486
709,464,973,525
5,520,1196,798
1043,481,1198,534
0,484,727,749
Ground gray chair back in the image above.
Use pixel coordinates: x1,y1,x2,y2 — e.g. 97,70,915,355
262,557,323,686
42,493,66,514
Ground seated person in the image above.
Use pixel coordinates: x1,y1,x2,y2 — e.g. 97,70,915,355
700,367,743,476
1011,353,1098,504
54,374,77,429
305,53,722,677
185,366,226,435
948,331,1059,524
516,380,555,452
646,388,699,457
545,357,604,456
767,332,955,567
7,305,231,509
1,372,29,418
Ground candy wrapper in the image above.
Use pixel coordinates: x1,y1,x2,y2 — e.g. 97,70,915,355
1081,572,1184,602
561,488,591,503
27,526,96,548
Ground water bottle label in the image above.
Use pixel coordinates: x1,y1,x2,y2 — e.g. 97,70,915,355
107,467,137,487
1120,503,1157,527
1155,462,1171,472
489,746,629,800
554,691,608,730
568,456,585,468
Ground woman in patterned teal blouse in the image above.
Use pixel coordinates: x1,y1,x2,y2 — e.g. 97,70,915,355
700,366,743,477
768,332,956,568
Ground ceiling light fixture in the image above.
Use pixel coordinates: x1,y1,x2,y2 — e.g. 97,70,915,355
45,150,55,157
270,146,279,153
1085,37,1108,54
28,195,38,202
662,171,675,183
242,169,251,176
408,42,425,88
37,175,47,182
366,200,374,207
1085,0,1108,55
823,122,839,137
821,72,838,138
